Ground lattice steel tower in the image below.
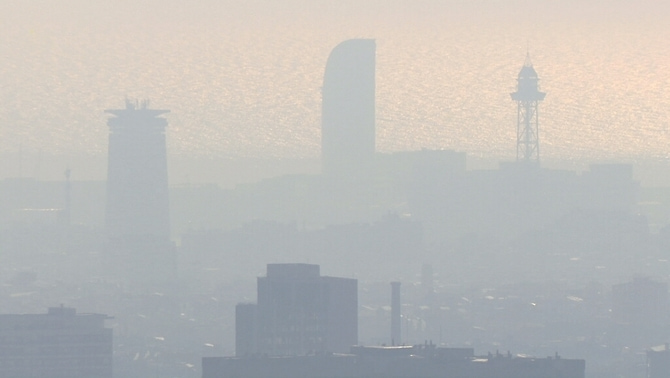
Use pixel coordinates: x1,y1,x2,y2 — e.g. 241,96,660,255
510,54,546,163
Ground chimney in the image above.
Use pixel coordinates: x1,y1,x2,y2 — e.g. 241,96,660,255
391,281,401,345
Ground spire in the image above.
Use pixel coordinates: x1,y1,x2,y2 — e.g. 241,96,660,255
524,50,532,68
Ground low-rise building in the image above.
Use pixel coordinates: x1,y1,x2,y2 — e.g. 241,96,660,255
204,345,585,378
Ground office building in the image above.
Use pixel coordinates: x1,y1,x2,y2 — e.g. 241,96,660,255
105,99,170,240
612,277,669,325
236,264,357,356
647,344,670,378
0,307,113,378
103,99,175,283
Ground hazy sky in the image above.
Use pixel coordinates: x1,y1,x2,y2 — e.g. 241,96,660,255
1,0,669,177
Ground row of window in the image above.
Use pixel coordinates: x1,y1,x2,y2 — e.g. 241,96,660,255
0,356,112,367
0,334,111,344
0,345,111,356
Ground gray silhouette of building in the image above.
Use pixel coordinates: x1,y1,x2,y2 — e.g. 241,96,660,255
105,99,170,239
612,277,669,325
0,307,113,378
204,345,585,378
321,39,376,177
236,264,357,356
647,344,670,378
103,99,175,283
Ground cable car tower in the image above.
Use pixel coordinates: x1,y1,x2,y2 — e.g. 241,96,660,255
510,53,546,164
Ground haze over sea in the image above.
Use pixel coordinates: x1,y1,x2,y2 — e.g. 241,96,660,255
1,0,669,184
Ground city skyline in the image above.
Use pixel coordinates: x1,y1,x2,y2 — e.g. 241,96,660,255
1,1,669,183
1,2,670,377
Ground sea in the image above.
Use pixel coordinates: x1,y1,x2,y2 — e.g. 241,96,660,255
1,0,669,184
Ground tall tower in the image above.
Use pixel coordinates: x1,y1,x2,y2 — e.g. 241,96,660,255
105,99,170,240
391,281,401,345
510,54,546,163
104,99,174,284
321,39,376,177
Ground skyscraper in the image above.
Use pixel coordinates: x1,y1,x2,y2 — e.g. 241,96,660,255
104,99,174,283
321,39,376,177
105,99,170,240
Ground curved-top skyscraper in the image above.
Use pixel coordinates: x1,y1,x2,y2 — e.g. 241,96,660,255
321,39,376,177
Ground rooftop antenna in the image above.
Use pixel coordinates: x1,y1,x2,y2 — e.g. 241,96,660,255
124,97,140,110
